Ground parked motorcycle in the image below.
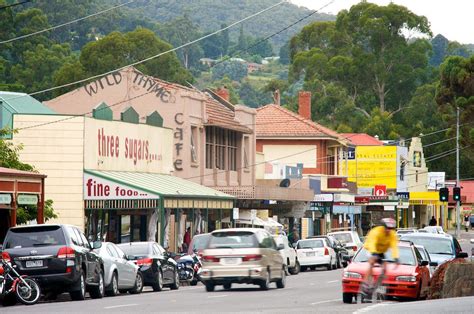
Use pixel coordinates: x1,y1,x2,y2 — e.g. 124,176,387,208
176,253,202,286
0,251,41,305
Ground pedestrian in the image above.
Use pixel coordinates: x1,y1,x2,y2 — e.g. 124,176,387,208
464,215,470,232
183,227,191,253
429,216,437,226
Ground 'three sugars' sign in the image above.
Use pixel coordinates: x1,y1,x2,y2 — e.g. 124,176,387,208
84,117,173,173
84,173,159,200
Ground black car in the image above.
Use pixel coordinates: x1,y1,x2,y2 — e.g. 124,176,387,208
117,242,179,291
307,235,349,268
2,224,104,300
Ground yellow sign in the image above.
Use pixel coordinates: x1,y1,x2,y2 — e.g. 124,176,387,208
347,146,397,189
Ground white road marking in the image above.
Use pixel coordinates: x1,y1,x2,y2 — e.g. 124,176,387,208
310,298,339,305
352,302,393,314
327,280,339,283
208,294,229,299
104,303,138,309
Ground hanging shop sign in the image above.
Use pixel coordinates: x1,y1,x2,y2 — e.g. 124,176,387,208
313,194,333,202
84,118,173,174
17,194,38,205
333,194,355,203
84,173,160,200
374,185,387,196
0,193,12,204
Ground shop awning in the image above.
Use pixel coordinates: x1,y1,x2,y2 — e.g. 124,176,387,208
84,170,235,200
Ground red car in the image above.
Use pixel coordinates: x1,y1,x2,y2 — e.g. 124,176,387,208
342,241,431,303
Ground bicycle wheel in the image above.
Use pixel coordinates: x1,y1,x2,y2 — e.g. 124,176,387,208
15,278,41,305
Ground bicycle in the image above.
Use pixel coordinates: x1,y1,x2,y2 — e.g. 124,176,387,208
357,259,395,304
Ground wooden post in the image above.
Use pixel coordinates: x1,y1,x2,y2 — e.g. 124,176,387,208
11,195,17,227
37,177,45,224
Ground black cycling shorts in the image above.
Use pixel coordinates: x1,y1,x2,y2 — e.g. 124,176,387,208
368,252,385,264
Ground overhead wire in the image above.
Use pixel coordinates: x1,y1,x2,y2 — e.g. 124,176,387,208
0,0,30,10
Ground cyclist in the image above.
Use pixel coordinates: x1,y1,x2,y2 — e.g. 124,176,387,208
362,218,399,293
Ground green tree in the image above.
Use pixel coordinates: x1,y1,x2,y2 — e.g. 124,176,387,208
211,61,248,82
247,38,274,58
17,199,58,225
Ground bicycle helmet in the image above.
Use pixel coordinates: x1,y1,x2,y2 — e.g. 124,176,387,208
381,218,396,229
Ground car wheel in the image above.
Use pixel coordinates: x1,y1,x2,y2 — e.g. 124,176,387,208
276,267,286,289
342,293,353,304
190,279,198,286
301,266,307,272
130,272,144,294
70,270,86,301
89,270,105,299
205,283,215,292
152,270,164,292
170,269,180,290
259,269,271,290
223,283,232,290
337,255,343,268
106,272,120,296
332,258,337,270
327,259,332,271
289,260,300,275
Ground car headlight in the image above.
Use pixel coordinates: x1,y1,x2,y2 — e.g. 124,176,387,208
396,275,417,282
343,271,362,279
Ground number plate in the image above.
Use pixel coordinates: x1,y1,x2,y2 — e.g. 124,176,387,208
306,252,315,257
26,260,43,268
375,285,387,294
220,257,241,265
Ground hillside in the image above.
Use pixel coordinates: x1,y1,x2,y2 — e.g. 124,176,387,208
115,0,335,49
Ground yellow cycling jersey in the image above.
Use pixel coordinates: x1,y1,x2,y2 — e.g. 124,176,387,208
363,226,399,259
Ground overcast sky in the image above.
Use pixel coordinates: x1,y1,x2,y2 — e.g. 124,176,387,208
289,0,473,44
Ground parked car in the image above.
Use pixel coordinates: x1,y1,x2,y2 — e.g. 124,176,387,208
273,235,300,274
187,233,210,256
396,228,418,238
414,245,438,278
327,231,363,257
117,242,179,291
308,235,349,268
2,224,104,301
422,226,445,234
200,228,286,292
296,238,337,271
342,241,431,303
97,242,143,296
400,233,468,266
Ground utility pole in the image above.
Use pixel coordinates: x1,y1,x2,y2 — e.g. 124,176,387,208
455,107,460,237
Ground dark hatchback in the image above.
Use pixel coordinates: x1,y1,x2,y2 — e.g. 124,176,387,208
117,242,179,291
2,224,104,300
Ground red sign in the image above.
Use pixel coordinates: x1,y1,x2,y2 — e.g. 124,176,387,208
374,185,387,196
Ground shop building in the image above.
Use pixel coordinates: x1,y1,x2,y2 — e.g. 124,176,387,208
11,113,233,251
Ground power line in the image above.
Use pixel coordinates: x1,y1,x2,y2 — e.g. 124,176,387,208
0,0,30,10
0,0,135,44
7,0,288,101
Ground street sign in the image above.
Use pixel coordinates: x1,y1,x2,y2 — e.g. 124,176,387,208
374,185,387,196
17,194,38,205
233,208,239,220
250,209,257,220
0,194,12,204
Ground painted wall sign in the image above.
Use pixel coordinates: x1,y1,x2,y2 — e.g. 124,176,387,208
17,194,38,205
84,173,159,200
173,113,184,171
83,70,175,103
84,117,173,173
0,193,12,204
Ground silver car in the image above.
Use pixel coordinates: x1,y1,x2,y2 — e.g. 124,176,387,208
97,242,143,296
200,228,286,292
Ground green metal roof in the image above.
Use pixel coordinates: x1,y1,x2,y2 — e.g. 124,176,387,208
84,169,235,200
0,91,55,133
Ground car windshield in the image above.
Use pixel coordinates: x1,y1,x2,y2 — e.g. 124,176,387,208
208,231,258,249
191,235,210,251
416,247,428,260
353,247,416,266
329,233,353,244
297,239,324,249
4,226,66,249
401,236,453,255
117,243,150,257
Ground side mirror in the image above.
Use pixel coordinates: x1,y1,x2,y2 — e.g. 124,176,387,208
429,261,438,267
420,260,429,267
277,243,285,251
92,241,102,250
456,252,468,258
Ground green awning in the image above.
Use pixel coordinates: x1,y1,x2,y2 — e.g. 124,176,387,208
84,169,234,200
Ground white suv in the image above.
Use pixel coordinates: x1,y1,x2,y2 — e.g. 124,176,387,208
273,235,300,275
327,231,363,257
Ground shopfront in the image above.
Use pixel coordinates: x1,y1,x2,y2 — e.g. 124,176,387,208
409,192,445,228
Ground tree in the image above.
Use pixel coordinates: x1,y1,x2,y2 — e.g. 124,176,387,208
247,38,274,58
211,61,248,82
279,42,290,65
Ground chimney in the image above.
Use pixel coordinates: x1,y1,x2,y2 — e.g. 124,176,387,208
298,91,311,120
273,89,280,106
215,86,230,102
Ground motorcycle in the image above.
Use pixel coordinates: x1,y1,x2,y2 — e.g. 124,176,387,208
176,253,202,286
0,251,41,305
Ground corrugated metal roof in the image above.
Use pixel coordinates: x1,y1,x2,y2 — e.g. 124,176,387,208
84,170,234,199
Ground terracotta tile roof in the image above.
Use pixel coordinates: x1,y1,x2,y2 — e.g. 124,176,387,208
204,100,253,134
256,104,343,140
341,133,384,146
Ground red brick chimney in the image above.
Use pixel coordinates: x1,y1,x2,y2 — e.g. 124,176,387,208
298,91,311,120
215,86,230,102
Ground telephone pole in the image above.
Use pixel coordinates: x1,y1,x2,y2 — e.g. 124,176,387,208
455,107,460,237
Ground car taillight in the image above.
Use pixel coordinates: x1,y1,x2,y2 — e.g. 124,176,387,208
352,246,358,252
202,255,219,263
324,248,329,255
136,258,153,266
0,265,4,275
242,254,262,262
57,246,75,259
1,251,11,263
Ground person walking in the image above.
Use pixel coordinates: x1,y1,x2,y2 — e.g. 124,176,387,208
429,216,437,226
464,215,470,232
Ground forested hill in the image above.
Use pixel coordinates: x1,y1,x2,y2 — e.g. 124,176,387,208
110,0,335,49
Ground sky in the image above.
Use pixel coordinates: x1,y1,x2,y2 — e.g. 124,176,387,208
289,0,473,44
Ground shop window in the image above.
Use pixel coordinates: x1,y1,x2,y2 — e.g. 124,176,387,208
191,126,198,164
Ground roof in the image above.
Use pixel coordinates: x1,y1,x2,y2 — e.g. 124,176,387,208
84,170,234,200
0,167,46,178
341,133,383,146
256,104,344,141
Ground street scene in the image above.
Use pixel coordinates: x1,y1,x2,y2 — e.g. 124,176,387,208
0,0,473,313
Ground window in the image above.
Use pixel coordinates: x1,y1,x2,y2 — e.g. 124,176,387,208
78,230,91,249
206,127,214,169
243,135,249,169
73,228,84,247
205,126,238,171
216,128,226,169
400,162,405,181
191,126,198,163
107,245,117,257
228,131,237,171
